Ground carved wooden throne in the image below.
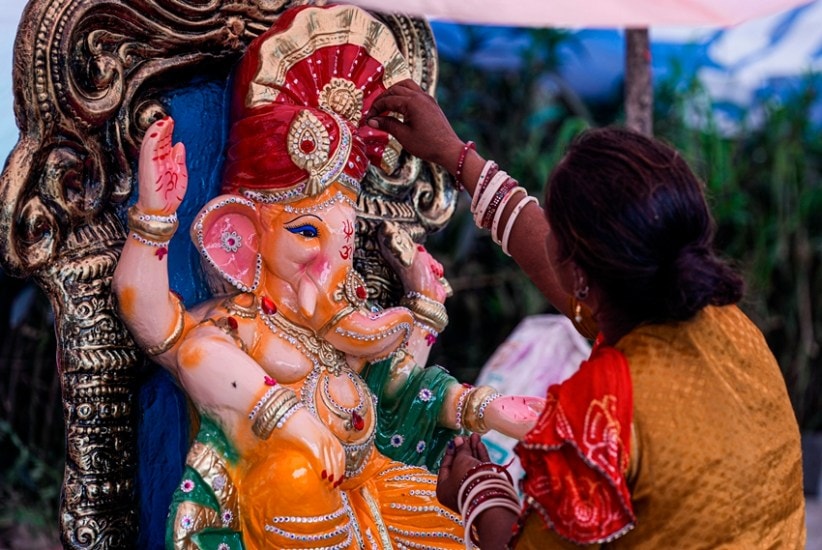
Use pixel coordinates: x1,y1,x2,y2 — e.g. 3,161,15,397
0,1,456,547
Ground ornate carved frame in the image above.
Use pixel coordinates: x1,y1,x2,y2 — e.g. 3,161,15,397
0,0,455,546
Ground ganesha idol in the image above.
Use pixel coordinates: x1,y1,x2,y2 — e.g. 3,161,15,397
113,4,542,549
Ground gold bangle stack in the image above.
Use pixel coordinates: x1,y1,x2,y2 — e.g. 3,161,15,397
461,385,499,434
252,387,300,440
127,205,179,242
144,296,186,356
400,292,449,333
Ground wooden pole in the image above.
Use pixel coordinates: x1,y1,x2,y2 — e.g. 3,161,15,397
625,28,653,136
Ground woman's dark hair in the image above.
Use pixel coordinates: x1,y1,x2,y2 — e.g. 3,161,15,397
545,126,744,324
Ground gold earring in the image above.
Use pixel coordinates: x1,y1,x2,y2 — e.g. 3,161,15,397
574,301,583,324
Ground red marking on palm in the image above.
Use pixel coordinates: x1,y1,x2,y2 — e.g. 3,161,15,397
138,117,188,215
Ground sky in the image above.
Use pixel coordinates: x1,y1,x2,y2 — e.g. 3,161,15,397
1,1,24,164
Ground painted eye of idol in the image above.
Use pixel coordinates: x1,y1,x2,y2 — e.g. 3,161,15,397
284,214,321,239
286,224,319,238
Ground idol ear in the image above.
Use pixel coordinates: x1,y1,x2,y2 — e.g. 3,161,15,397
191,195,262,293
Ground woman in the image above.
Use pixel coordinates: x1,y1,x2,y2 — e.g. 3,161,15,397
367,81,806,548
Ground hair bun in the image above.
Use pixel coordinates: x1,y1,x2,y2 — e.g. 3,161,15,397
663,244,744,320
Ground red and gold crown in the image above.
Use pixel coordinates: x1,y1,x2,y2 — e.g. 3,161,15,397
222,4,412,202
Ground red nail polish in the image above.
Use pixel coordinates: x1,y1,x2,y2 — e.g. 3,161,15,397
321,470,327,479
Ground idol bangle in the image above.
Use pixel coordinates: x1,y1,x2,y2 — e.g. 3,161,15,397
143,296,186,356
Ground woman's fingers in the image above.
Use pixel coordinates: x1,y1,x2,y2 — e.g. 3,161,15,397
367,80,462,167
391,78,424,93
366,79,420,117
437,437,465,512
475,438,492,463
467,433,488,461
367,114,408,138
438,438,457,481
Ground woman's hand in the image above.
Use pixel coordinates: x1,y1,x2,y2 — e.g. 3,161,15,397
438,434,521,549
366,79,464,171
137,117,188,215
483,395,545,441
436,434,490,513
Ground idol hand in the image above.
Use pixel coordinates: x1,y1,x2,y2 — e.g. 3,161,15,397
283,408,347,488
137,117,188,215
378,224,449,303
483,395,545,441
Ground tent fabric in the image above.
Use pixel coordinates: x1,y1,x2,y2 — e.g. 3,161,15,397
345,0,812,28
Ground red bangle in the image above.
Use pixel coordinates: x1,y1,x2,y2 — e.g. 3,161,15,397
455,141,476,191
481,177,517,230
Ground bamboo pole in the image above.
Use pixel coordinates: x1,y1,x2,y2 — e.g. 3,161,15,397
625,28,653,136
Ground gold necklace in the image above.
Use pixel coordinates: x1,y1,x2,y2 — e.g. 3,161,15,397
259,306,348,376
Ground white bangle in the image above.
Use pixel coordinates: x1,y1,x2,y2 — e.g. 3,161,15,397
491,186,527,244
463,498,520,550
461,478,518,514
501,196,538,256
473,170,508,228
457,467,516,513
459,472,520,550
471,160,497,212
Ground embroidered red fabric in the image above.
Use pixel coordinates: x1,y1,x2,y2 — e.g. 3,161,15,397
514,337,635,544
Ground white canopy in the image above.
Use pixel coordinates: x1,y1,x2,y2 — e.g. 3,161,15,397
346,0,812,27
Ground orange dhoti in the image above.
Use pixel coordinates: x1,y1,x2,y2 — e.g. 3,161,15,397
238,442,463,549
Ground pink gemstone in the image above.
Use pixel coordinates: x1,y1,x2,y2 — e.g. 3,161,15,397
264,376,277,386
155,247,168,260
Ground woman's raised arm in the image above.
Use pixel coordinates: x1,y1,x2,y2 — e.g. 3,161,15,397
366,80,573,319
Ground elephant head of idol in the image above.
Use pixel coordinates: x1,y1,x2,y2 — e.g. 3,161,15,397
192,4,416,360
